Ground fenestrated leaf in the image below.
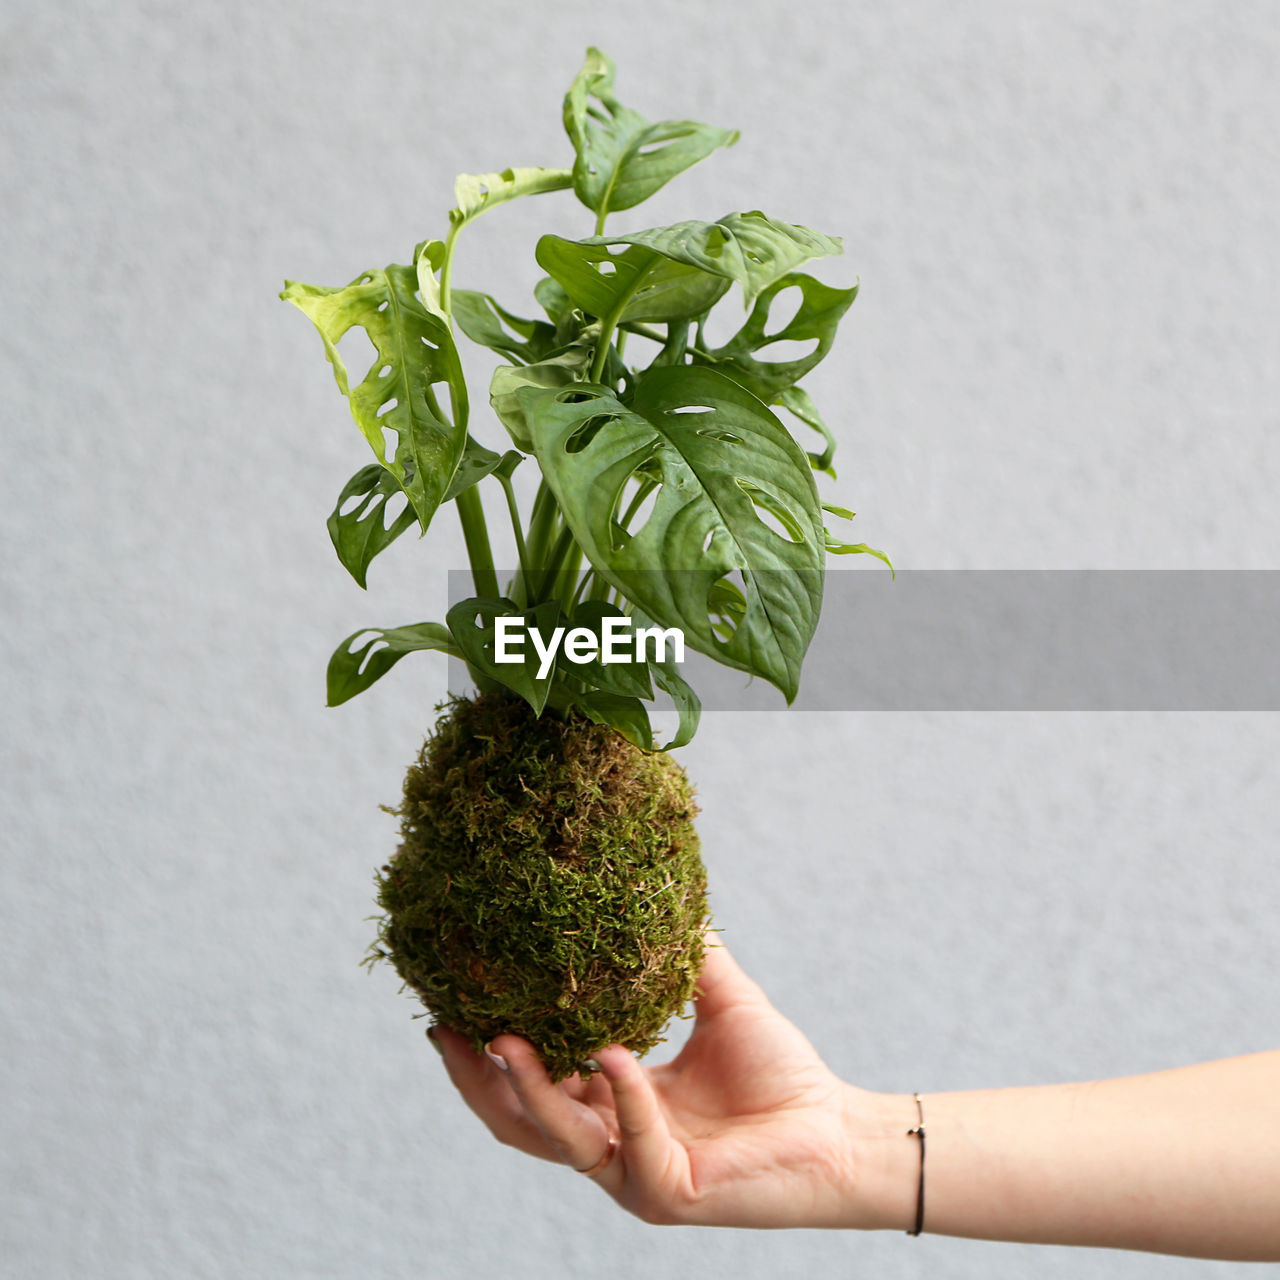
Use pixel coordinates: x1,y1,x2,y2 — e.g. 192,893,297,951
571,688,653,752
490,339,595,451
446,597,564,714
535,236,730,325
536,213,842,329
327,622,458,706
282,265,468,531
327,437,507,589
519,364,826,700
327,465,418,589
563,47,738,219
451,290,559,365
695,273,858,402
778,387,839,475
450,166,573,227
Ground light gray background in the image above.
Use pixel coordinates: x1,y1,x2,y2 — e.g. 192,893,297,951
3,1,1278,1276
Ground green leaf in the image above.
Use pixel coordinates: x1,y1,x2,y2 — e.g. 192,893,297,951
563,47,738,220
327,465,418,589
489,339,596,451
775,387,838,475
562,601,654,699
327,622,458,706
570,688,653,752
825,537,895,576
520,364,826,700
282,265,468,531
450,166,573,228
649,656,701,750
445,435,507,500
536,213,842,328
695,273,858,401
536,236,730,325
446,597,564,714
451,290,559,365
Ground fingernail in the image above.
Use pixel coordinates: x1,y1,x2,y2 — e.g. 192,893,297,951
484,1041,509,1072
426,1026,444,1058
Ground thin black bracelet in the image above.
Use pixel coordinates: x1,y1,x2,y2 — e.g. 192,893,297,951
906,1093,926,1236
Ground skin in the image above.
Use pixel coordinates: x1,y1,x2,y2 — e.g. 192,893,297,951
429,936,1280,1259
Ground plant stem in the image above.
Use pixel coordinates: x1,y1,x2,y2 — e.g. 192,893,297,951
439,219,463,316
454,486,500,599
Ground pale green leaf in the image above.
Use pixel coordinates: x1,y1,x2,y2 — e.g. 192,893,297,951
450,166,573,227
281,265,468,531
446,597,564,714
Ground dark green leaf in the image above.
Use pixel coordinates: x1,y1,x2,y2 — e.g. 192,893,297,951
562,47,738,219
520,364,825,700
562,601,654,699
282,265,468,531
649,656,701,750
536,236,730,325
327,622,457,706
444,435,507,501
451,290,559,365
446,597,564,714
327,464,417,589
570,688,653,752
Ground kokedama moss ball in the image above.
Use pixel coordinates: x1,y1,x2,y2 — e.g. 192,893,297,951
370,693,708,1081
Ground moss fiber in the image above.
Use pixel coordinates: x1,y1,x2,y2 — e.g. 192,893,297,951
369,694,708,1081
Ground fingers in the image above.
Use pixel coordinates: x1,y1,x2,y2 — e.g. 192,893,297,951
428,1025,555,1161
593,1045,682,1194
489,1033,614,1174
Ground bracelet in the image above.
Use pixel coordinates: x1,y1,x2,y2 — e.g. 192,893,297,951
906,1093,926,1236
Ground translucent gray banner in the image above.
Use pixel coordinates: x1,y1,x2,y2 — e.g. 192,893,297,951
447,571,1280,711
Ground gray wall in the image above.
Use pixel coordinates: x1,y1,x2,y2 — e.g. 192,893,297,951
3,1,1278,1276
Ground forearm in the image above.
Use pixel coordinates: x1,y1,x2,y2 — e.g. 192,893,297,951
852,1051,1280,1260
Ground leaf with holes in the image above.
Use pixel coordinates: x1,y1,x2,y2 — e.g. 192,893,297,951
695,273,858,402
563,47,738,219
489,339,597,451
451,290,559,365
327,464,418,589
520,364,825,700
775,386,838,475
537,212,842,328
446,597,565,715
282,265,468,531
450,166,573,227
327,622,458,707
536,235,730,325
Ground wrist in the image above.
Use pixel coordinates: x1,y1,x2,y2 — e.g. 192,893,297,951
838,1084,924,1232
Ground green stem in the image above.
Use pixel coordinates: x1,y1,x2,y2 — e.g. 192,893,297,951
455,485,499,599
497,469,528,571
439,219,463,317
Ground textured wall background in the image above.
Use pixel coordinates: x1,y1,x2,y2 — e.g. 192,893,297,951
3,1,1279,1276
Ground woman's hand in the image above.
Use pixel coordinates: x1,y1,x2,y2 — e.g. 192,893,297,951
429,935,915,1229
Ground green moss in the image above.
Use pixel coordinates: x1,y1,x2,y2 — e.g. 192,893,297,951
368,693,708,1081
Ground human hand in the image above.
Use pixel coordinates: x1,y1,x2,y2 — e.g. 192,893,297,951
429,934,915,1228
